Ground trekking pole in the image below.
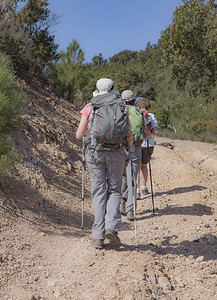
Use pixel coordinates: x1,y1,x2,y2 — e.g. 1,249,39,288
147,139,155,214
129,148,139,252
81,138,85,229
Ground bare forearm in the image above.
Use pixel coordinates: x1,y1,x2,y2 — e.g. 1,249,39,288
143,124,152,139
76,115,88,140
152,127,159,135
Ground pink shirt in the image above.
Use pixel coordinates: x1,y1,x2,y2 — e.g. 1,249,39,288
80,103,92,120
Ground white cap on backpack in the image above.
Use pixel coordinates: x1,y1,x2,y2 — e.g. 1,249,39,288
96,78,114,92
121,90,135,102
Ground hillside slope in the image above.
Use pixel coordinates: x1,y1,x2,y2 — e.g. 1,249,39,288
0,81,216,299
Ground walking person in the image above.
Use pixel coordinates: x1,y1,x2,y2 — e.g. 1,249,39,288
136,99,159,198
76,78,134,249
120,90,151,220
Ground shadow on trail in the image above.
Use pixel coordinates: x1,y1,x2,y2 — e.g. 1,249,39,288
107,234,217,261
120,220,138,232
154,185,207,197
136,203,213,221
1,174,94,238
144,233,217,261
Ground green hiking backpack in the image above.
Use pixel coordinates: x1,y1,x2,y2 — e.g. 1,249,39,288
88,92,129,150
128,106,144,145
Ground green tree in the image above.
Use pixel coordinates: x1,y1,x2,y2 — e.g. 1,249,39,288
91,53,107,66
0,52,25,176
0,1,27,65
159,0,217,98
0,0,59,73
17,0,59,69
109,50,137,65
54,40,89,103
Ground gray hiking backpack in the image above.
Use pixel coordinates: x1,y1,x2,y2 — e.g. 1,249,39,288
88,92,128,150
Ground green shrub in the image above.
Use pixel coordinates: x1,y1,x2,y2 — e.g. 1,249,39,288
188,120,206,138
150,100,170,129
0,52,25,177
0,137,18,177
204,119,217,143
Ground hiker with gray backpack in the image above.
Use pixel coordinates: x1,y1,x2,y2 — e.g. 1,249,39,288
76,78,134,249
120,90,151,221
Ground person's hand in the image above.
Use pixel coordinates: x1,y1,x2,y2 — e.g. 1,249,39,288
130,144,135,153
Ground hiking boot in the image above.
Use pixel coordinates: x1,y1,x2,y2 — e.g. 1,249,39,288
91,239,104,249
127,210,135,221
141,186,149,195
120,199,126,214
105,229,121,245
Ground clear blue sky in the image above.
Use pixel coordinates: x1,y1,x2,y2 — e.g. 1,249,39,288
48,0,183,62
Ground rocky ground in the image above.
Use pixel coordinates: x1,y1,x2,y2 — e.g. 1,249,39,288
0,80,216,299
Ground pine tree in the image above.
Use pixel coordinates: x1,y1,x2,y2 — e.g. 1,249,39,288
54,40,89,102
0,52,25,176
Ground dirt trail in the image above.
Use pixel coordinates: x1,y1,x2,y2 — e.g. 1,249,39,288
1,136,216,300
0,81,216,299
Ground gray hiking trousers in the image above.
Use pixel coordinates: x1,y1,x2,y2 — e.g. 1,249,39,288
85,148,125,240
122,145,142,213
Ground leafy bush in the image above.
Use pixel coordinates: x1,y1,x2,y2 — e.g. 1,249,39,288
0,138,17,177
203,119,217,143
149,100,170,129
